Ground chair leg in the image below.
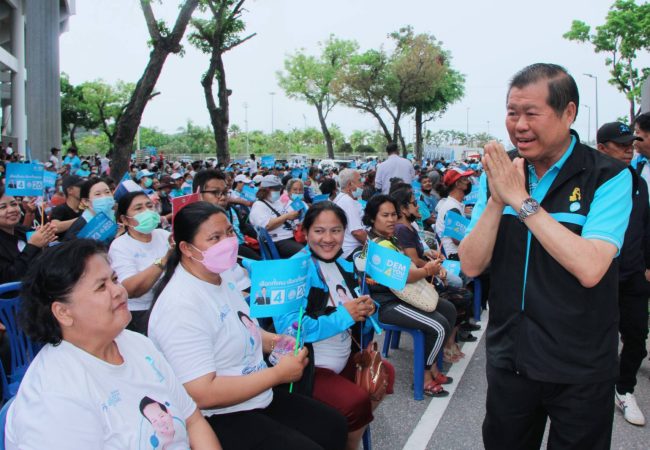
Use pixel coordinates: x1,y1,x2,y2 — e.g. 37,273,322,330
362,426,372,450
412,331,425,401
437,351,443,370
382,330,392,358
390,331,401,349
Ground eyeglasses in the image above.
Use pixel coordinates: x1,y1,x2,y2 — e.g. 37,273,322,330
410,201,418,206
201,190,227,197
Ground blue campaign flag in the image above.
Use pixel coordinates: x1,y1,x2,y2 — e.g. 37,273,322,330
442,259,461,277
365,240,411,290
311,194,329,204
290,197,305,211
121,171,132,182
261,155,275,169
5,163,45,197
358,199,367,210
463,185,479,205
349,160,357,169
78,212,118,243
241,185,258,202
291,168,302,179
249,253,310,318
43,171,58,189
301,168,309,181
443,211,470,241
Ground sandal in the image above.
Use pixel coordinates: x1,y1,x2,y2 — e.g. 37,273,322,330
423,381,449,397
452,343,466,358
444,348,461,363
433,372,454,385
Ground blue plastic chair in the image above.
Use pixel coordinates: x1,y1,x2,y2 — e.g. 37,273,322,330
472,278,482,321
362,426,371,450
379,322,426,401
0,397,14,450
255,227,281,260
0,282,34,402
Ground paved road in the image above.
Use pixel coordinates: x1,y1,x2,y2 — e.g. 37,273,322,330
370,312,650,449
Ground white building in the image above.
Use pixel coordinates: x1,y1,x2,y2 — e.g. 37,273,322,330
0,0,75,160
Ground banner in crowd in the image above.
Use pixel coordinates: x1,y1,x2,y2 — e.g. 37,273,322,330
442,259,461,277
261,155,275,169
443,211,470,241
78,212,118,243
5,163,44,197
464,185,479,205
240,185,258,202
290,197,305,211
365,240,411,290
248,253,310,318
43,170,58,189
291,168,302,179
301,168,309,181
171,192,201,225
311,194,329,204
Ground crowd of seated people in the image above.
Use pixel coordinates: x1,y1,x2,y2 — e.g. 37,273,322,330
0,147,489,448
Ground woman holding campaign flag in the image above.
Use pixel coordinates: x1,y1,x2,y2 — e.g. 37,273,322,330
148,202,347,450
64,177,117,242
361,195,457,397
0,185,57,283
273,201,394,450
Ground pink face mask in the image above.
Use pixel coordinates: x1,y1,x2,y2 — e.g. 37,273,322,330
191,236,239,274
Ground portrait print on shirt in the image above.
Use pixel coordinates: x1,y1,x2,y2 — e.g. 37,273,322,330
138,396,188,450
237,310,267,375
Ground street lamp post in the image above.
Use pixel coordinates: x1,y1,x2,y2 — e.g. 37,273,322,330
584,73,599,131
269,92,276,134
583,104,591,144
466,107,470,136
487,120,490,135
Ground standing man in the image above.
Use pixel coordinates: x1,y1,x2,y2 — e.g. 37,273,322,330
459,63,633,449
247,153,258,176
333,169,367,258
631,112,650,190
375,142,415,194
597,121,649,427
49,148,60,170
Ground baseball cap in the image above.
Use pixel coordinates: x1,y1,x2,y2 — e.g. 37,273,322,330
253,174,264,184
234,174,252,184
158,175,174,188
443,167,475,187
597,122,641,145
136,169,154,181
62,175,85,192
260,175,282,188
170,173,183,180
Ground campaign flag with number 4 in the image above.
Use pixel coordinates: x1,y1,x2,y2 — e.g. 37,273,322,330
365,240,411,290
5,163,44,197
240,185,258,202
443,211,470,241
248,254,310,318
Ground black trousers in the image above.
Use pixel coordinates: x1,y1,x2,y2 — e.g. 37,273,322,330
205,388,347,450
617,272,650,394
274,238,305,258
483,364,615,450
378,298,456,369
238,243,261,261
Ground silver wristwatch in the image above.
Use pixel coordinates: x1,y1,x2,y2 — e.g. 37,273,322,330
518,197,540,222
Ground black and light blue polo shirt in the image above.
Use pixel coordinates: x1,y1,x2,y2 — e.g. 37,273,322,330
466,132,632,383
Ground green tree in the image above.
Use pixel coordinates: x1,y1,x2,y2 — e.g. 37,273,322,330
277,35,358,159
60,73,99,148
564,0,650,123
111,0,201,182
81,79,138,145
189,0,256,165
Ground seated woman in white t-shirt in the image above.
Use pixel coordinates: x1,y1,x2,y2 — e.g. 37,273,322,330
108,191,173,334
6,239,220,449
147,202,347,450
285,177,309,223
248,175,304,258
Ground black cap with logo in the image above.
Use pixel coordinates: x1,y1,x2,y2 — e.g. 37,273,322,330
597,122,641,145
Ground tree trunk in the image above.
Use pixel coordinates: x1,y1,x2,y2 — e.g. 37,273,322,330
368,110,393,143
110,0,199,181
630,98,636,126
414,106,423,161
316,104,334,158
202,42,231,165
69,123,77,149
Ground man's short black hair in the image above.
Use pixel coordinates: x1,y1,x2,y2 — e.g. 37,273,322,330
635,112,650,132
192,169,225,193
386,142,399,154
509,63,579,122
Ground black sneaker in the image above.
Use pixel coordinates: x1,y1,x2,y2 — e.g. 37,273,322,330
461,322,481,332
458,332,478,342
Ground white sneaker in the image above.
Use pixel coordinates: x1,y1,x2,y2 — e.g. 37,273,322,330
615,391,646,426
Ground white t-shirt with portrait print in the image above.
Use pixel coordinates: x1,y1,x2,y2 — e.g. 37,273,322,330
249,199,294,242
148,264,272,416
6,330,196,450
312,260,354,374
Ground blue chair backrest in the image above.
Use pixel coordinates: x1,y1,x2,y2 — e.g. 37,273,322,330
256,227,280,260
0,283,34,381
0,397,15,450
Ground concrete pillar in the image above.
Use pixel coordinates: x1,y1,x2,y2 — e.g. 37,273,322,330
25,0,62,162
641,77,650,114
11,0,26,157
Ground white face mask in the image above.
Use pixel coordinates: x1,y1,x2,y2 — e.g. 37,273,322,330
270,191,281,202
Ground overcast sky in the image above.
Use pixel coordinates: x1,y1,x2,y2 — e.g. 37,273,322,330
59,0,650,145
